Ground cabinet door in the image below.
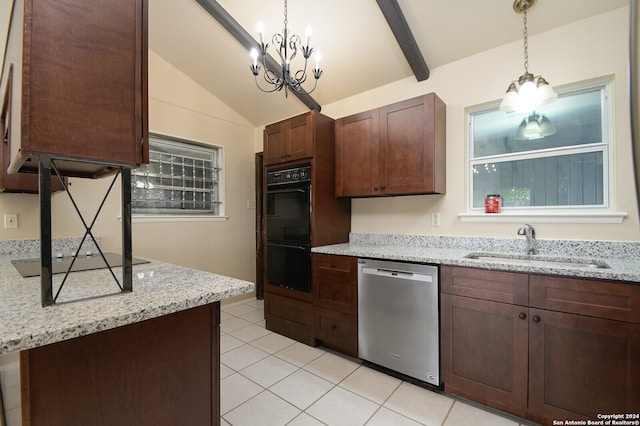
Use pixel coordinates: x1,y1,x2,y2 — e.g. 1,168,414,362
335,109,379,197
529,308,640,422
441,294,529,418
379,93,446,195
264,122,286,165
286,113,314,162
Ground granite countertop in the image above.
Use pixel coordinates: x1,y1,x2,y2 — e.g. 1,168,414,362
312,233,640,283
0,240,254,355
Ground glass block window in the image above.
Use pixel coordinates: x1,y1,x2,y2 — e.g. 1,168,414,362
132,134,222,215
469,79,611,211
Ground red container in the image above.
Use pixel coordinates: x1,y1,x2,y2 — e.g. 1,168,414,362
485,194,502,213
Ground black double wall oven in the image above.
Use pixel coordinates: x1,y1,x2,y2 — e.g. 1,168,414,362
266,164,312,292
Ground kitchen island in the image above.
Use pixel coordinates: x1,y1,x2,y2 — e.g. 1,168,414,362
0,239,254,426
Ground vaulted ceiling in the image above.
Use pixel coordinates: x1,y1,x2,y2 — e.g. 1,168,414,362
2,1,628,128
148,0,628,127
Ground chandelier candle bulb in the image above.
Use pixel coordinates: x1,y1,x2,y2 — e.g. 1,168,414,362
305,25,312,45
257,22,264,43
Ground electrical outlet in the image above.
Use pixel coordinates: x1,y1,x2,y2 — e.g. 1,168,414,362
431,212,441,227
247,199,256,209
4,213,18,229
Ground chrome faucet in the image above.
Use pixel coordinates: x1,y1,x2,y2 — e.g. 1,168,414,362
517,224,538,255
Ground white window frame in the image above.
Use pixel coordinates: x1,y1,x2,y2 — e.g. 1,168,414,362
131,133,226,222
460,78,626,224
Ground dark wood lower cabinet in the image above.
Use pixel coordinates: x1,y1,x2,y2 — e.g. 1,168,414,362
441,265,640,425
441,294,529,418
263,255,358,357
312,254,358,356
20,303,221,426
528,308,640,423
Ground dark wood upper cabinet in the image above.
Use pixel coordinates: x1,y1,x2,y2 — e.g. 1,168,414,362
264,112,314,165
0,0,148,179
335,93,446,197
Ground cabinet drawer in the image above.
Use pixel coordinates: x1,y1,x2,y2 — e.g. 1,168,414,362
441,266,529,305
312,254,357,314
530,275,640,323
264,292,314,346
313,254,357,276
314,307,357,357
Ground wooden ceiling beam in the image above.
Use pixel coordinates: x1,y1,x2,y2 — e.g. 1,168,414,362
376,0,430,81
194,0,322,111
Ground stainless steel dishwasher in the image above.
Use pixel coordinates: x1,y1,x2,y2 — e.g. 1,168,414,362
358,258,440,387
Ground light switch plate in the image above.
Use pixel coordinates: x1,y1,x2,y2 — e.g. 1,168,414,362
4,213,18,229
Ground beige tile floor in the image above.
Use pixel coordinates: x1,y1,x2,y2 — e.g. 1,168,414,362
220,298,536,426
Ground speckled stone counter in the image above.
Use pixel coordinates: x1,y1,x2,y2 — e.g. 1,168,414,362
312,233,640,283
0,238,254,355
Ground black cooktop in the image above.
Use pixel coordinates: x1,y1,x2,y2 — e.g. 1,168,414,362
12,252,149,278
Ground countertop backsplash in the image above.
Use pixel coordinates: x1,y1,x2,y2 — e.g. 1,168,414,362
348,233,640,260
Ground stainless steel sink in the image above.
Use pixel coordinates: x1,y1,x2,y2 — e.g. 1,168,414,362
464,252,610,269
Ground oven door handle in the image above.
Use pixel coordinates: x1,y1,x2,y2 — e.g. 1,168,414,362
267,188,308,195
267,242,310,251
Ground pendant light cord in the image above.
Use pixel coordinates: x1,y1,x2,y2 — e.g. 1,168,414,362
523,8,529,73
284,0,288,30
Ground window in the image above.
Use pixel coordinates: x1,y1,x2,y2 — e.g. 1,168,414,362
469,79,611,212
131,134,222,216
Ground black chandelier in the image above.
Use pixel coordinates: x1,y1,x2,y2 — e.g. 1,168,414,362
249,0,322,97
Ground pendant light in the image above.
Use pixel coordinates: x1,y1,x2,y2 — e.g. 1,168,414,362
249,0,322,97
500,0,557,113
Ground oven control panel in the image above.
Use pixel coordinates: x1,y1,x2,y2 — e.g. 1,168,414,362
267,165,311,186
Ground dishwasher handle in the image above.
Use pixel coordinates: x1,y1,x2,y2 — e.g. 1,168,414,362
361,267,433,283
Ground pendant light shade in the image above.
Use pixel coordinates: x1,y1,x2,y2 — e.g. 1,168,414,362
515,112,556,140
500,0,557,113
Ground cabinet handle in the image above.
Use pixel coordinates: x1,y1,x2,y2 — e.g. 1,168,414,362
330,263,336,268
373,186,379,191
380,185,386,190
518,312,527,320
532,315,541,323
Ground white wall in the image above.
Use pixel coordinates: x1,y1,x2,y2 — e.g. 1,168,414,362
0,51,258,284
315,7,639,242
